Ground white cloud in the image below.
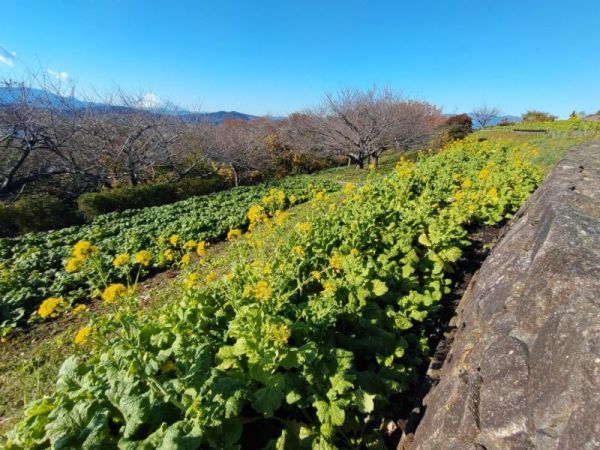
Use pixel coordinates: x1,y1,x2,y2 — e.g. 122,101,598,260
0,45,16,67
139,92,161,108
48,68,70,81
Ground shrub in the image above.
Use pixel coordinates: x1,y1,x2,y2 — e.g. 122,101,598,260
522,110,557,122
0,194,81,237
433,114,473,148
77,177,228,220
0,203,18,237
445,114,473,140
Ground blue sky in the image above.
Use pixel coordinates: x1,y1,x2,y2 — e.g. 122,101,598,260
1,0,599,117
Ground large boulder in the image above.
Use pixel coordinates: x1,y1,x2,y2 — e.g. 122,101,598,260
408,142,600,449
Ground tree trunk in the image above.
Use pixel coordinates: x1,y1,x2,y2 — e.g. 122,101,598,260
369,154,379,167
231,165,239,187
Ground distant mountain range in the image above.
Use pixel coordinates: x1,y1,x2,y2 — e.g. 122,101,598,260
468,113,522,128
0,87,258,124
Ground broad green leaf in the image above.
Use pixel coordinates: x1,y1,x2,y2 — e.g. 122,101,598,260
355,390,376,414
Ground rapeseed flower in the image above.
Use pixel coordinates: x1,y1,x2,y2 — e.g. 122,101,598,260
169,234,180,246
112,253,130,268
329,254,344,271
135,250,152,266
269,323,291,345
38,297,65,318
205,271,218,284
343,182,355,194
254,280,272,302
65,257,82,273
185,272,198,289
72,240,97,261
74,326,92,345
184,240,197,250
71,304,87,315
196,241,207,257
295,222,312,233
102,283,127,304
227,228,242,240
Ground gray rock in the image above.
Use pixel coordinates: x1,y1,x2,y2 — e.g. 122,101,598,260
407,141,600,450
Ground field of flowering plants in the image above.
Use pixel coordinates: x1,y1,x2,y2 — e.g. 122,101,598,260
4,138,544,449
0,175,338,334
501,118,600,133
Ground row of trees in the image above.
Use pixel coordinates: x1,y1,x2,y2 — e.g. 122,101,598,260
1,79,443,200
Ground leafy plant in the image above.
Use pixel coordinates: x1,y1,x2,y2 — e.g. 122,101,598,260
4,138,543,448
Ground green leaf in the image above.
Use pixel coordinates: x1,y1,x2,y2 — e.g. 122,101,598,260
371,279,388,297
355,390,376,414
418,233,431,247
314,400,345,427
252,385,283,416
285,390,302,405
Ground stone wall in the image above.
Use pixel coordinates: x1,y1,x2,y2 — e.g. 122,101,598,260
407,142,600,449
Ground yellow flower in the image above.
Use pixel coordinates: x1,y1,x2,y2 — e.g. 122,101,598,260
65,257,82,273
248,205,266,224
135,250,152,266
205,271,218,284
315,191,325,201
269,323,291,345
163,249,175,261
479,168,490,179
275,190,286,203
454,191,465,201
102,283,127,304
311,271,321,280
487,187,498,199
71,304,87,315
288,194,297,204
462,179,473,189
295,222,312,233
329,254,344,271
38,297,65,318
468,204,477,213
169,234,180,246
292,245,305,256
262,195,273,205
74,326,92,345
350,248,360,257
184,239,197,250
227,228,242,240
254,280,272,302
224,272,234,282
185,272,198,289
323,281,336,295
180,254,191,265
343,182,355,194
72,240,97,261
452,173,461,181
196,241,207,257
273,210,288,226
243,286,253,296
112,253,130,268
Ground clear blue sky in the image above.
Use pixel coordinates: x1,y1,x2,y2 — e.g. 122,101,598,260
1,0,599,117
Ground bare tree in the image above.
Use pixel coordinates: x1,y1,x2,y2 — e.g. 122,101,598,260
204,118,273,186
79,90,197,186
0,75,108,198
472,104,500,129
301,86,439,168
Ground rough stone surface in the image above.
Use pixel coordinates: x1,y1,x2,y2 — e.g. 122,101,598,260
408,142,600,450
